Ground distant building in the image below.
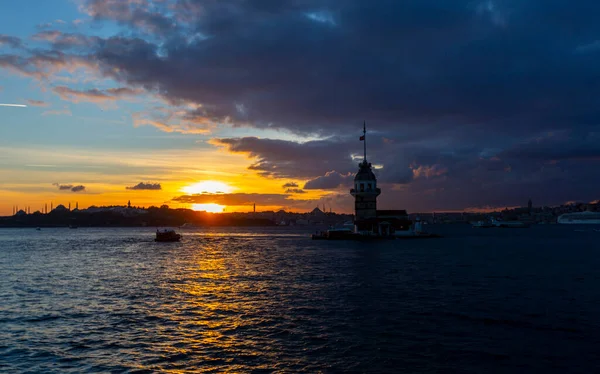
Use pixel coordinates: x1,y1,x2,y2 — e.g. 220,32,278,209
53,204,69,213
310,207,326,217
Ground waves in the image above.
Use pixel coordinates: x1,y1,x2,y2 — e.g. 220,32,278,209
1,227,600,372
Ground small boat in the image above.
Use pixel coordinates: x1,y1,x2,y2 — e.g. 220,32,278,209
395,218,442,239
471,220,493,228
312,228,355,240
69,225,78,229
394,231,442,239
35,227,41,231
155,228,181,242
311,220,441,240
490,218,529,228
558,211,600,225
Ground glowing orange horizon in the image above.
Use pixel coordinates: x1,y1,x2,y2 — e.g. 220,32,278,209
182,181,234,195
191,203,225,213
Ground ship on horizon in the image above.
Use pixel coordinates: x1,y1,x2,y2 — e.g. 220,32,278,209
557,211,600,225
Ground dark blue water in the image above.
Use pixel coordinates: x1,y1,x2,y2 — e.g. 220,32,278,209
1,226,600,373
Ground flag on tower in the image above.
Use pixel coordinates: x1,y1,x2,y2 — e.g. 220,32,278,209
359,135,365,141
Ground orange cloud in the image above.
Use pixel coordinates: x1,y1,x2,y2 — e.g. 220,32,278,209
52,86,142,103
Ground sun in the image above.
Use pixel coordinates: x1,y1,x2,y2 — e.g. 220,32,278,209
182,181,234,195
192,203,225,213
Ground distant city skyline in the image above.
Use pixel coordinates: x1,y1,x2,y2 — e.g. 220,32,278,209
2,1,600,216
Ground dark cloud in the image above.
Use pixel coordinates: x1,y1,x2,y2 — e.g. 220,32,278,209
209,130,600,210
304,171,353,190
211,137,355,179
0,34,22,48
376,165,414,185
285,188,306,194
54,183,73,190
71,185,86,192
53,183,86,192
500,131,600,162
211,135,416,185
126,182,162,190
4,1,600,136
282,182,298,188
22,0,585,138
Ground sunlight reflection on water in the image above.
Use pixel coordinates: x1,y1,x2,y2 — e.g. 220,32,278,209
1,226,600,373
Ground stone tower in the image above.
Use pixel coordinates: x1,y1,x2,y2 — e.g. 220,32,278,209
351,160,381,220
350,122,380,221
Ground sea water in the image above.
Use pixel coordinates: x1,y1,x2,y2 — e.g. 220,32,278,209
1,226,599,373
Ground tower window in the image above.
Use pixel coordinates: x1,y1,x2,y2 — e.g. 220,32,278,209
360,183,364,192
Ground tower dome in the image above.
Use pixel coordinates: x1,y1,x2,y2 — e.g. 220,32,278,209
354,160,377,181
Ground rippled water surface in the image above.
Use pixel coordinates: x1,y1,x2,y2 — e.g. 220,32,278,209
1,226,600,373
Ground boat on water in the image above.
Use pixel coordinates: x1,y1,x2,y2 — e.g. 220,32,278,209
394,230,442,239
311,228,357,240
311,219,441,241
35,227,41,231
155,228,182,242
69,225,78,229
394,218,441,239
557,211,600,225
490,217,529,228
311,229,397,241
471,220,493,228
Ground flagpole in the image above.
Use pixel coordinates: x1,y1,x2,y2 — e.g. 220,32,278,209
363,121,367,162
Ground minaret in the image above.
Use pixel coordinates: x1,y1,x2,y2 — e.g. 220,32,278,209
350,122,380,221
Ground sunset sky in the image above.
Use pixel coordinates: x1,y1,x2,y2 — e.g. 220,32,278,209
1,0,599,216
